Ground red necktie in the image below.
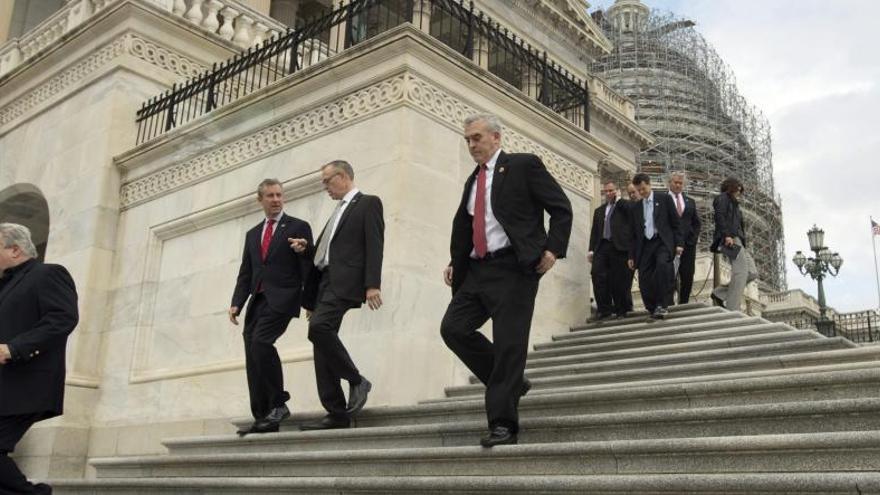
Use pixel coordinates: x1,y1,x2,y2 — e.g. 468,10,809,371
675,194,684,217
261,218,276,261
473,165,488,258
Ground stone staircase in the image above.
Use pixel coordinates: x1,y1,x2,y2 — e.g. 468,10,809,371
54,303,880,494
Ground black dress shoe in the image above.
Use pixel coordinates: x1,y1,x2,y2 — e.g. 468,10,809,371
346,376,372,415
588,313,613,323
651,307,668,320
299,415,351,431
480,426,517,447
263,405,291,424
710,293,726,308
34,483,52,495
521,378,532,397
237,420,279,436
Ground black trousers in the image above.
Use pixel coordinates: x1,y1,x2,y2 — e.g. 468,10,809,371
307,270,362,418
0,414,49,495
243,293,293,420
440,253,539,432
638,237,674,313
591,240,632,316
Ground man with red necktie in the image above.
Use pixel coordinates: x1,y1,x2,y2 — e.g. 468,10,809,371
229,179,313,435
441,113,572,447
666,171,701,305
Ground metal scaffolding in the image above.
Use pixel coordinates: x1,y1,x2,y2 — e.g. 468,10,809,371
590,3,786,292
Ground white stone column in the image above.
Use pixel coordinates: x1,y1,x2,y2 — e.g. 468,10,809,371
252,22,268,45
473,34,489,70
218,6,238,41
233,14,255,48
522,65,539,99
201,0,222,33
172,0,187,16
66,0,95,31
184,0,205,24
328,0,350,52
411,0,431,33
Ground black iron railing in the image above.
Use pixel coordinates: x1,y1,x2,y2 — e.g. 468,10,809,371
135,0,590,144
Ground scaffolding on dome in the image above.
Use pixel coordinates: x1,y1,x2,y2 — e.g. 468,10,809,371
590,7,786,292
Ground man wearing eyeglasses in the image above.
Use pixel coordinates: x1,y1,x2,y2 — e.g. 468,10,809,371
289,160,384,430
229,179,314,436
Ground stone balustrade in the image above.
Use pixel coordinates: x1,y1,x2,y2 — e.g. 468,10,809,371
0,0,287,78
589,74,636,119
762,289,823,314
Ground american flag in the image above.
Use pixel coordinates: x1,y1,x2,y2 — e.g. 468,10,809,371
873,219,880,236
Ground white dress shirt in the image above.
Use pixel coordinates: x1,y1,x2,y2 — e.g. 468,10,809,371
467,149,511,257
318,188,359,267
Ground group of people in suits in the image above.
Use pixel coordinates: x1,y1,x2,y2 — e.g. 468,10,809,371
230,113,572,448
0,111,758,491
589,170,757,322
588,171,700,321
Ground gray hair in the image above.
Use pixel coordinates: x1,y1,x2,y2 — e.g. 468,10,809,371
0,223,37,258
464,113,502,134
668,171,687,182
257,178,283,198
323,160,355,180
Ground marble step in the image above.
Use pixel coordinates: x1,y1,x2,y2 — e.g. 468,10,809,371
526,329,823,369
88,431,880,478
230,367,880,430
51,472,880,495
563,307,738,339
573,303,723,329
536,316,774,352
446,347,880,398
165,398,880,455
509,337,854,382
530,320,786,358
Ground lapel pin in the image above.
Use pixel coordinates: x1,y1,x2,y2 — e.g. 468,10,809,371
499,166,505,173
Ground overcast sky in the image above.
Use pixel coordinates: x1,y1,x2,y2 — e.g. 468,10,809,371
588,0,880,312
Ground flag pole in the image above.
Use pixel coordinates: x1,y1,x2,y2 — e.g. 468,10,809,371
873,216,880,310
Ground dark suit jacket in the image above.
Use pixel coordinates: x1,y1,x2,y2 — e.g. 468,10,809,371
0,259,78,419
231,213,313,317
631,191,683,264
588,198,633,253
710,192,746,252
449,151,573,293
670,192,701,247
303,192,384,309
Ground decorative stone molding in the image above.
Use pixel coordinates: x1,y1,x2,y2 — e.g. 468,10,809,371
0,34,205,130
511,0,612,59
120,73,593,209
0,0,284,77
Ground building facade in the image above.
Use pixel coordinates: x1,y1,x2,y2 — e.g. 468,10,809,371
0,0,650,480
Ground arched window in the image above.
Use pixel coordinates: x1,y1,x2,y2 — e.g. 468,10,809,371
0,184,50,261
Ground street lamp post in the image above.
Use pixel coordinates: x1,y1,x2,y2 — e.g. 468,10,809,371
792,225,843,336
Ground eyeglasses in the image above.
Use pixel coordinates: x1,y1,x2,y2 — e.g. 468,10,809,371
321,172,341,185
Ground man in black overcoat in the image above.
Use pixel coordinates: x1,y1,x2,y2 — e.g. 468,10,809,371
0,223,78,494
